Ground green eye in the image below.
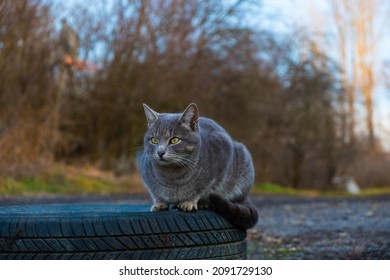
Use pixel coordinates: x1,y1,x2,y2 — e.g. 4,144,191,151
170,137,180,144
150,137,158,144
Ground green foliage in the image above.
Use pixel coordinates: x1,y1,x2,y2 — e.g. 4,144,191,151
252,183,320,196
252,182,390,196
252,183,291,194
248,242,305,260
358,187,390,196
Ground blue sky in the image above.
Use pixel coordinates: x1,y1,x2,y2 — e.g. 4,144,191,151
59,0,390,149
262,0,390,149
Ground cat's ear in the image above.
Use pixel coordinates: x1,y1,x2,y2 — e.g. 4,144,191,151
179,103,199,131
143,104,159,127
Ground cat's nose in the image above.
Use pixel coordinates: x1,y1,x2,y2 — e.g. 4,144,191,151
157,150,166,159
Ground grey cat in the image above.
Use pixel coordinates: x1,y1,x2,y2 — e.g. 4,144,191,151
136,103,258,229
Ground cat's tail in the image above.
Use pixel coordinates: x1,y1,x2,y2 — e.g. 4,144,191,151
208,194,258,229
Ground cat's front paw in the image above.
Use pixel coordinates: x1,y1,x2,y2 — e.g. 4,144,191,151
177,201,198,212
151,203,169,212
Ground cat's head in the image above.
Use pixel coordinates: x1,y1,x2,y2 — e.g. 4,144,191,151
142,103,200,166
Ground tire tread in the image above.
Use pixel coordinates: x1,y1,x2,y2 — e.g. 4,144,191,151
0,204,247,260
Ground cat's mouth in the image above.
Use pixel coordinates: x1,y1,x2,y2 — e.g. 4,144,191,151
154,156,171,164
154,155,182,166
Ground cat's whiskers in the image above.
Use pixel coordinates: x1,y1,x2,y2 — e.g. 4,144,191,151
174,156,198,171
157,154,197,173
176,160,196,174
137,103,258,228
142,154,156,167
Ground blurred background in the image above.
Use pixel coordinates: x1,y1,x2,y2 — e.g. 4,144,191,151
1,0,390,197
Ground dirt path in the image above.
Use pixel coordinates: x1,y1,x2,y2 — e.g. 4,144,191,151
1,193,389,259
248,194,390,259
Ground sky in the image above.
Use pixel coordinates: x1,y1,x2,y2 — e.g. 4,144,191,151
261,0,390,149
59,0,390,149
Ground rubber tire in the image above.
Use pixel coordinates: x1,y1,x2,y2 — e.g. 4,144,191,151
0,204,247,260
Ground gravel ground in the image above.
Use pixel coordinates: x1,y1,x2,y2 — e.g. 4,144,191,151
1,193,389,259
247,194,390,259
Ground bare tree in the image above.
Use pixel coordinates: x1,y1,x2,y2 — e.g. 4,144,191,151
2,0,388,189
0,0,56,176
330,0,379,146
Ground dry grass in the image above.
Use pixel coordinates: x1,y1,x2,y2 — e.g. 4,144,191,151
0,164,146,196
253,182,390,197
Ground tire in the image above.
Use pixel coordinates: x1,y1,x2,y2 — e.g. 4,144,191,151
0,203,247,260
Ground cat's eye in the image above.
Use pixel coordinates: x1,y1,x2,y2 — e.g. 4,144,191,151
150,137,158,144
170,137,180,144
